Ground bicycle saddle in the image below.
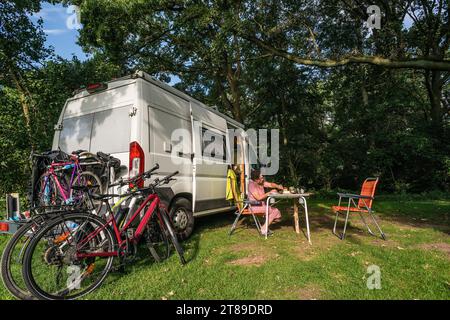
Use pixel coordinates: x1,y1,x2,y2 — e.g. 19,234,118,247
72,149,89,155
97,152,121,168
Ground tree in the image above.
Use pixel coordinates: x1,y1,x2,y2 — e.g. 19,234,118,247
0,52,121,196
239,0,449,130
0,0,52,150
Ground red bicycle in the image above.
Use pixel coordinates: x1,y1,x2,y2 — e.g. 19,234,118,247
21,164,186,300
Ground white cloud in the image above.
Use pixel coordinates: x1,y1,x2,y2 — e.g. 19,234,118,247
29,5,67,21
44,29,68,35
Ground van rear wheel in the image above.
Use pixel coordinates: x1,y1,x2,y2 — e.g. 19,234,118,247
169,198,194,241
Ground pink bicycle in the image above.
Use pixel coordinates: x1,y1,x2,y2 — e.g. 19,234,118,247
36,152,102,209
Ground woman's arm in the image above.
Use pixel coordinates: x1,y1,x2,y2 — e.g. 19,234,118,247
263,181,284,190
249,189,278,201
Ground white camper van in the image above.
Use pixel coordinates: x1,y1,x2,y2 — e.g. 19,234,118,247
52,71,248,239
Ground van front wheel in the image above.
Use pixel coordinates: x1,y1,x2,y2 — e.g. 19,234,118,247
169,198,194,241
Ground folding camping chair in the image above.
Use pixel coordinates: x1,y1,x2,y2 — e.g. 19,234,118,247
331,177,386,240
228,196,265,236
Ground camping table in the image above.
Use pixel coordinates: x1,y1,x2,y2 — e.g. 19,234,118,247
265,192,312,244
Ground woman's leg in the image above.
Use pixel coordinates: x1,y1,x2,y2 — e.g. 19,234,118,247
261,207,282,234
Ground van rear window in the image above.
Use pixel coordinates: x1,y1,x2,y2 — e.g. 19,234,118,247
59,106,131,154
59,114,93,153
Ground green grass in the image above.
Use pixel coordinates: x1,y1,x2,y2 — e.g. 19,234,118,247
0,197,449,300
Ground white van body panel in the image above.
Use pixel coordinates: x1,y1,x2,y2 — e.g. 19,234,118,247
52,71,245,216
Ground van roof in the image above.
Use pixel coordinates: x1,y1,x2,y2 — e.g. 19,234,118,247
70,70,245,129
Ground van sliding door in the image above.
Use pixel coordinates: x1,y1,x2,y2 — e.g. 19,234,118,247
191,103,230,213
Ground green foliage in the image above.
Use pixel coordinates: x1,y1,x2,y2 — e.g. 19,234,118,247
0,55,122,196
0,0,449,198
1,197,448,300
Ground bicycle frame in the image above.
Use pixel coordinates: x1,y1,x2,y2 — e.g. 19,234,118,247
42,160,83,204
75,193,162,259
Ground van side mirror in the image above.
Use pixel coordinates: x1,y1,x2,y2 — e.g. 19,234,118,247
54,124,63,131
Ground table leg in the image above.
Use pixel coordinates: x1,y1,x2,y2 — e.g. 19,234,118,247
265,197,271,239
301,196,312,244
294,199,300,234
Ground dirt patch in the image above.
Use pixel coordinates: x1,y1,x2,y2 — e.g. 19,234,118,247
384,217,450,234
293,232,339,261
229,242,267,252
370,238,401,248
226,242,276,266
417,243,450,259
228,255,268,266
296,284,323,300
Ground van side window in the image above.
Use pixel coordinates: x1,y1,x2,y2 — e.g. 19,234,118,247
201,127,226,161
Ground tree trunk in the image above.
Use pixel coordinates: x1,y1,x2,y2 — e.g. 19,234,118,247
9,67,35,151
277,99,299,185
228,75,243,123
425,70,444,131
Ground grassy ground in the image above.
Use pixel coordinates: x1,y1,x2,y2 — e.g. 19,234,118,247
0,197,449,300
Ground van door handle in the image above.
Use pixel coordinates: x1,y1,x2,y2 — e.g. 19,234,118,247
178,152,191,157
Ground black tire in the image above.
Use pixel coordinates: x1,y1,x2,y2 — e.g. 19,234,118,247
144,214,170,263
22,212,116,300
160,208,186,265
0,219,43,300
73,171,103,212
169,197,194,240
0,212,66,300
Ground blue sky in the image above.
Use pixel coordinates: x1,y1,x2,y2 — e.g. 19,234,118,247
30,2,89,60
30,2,182,84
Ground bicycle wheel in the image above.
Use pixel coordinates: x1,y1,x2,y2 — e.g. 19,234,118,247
1,218,44,300
144,214,170,263
159,208,186,265
72,171,103,211
1,211,80,300
22,212,116,300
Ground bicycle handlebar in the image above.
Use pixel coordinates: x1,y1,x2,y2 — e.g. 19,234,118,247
161,171,179,183
88,169,178,200
142,164,160,178
109,163,160,187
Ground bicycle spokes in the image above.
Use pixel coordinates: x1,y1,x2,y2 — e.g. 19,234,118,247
24,215,115,299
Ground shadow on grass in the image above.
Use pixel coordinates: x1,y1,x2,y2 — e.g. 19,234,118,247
170,199,449,255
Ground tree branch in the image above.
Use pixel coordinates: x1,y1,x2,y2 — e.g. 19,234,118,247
244,35,450,71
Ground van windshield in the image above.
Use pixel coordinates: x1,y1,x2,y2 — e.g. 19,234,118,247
59,106,131,154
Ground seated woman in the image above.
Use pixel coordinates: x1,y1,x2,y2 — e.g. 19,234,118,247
248,169,284,236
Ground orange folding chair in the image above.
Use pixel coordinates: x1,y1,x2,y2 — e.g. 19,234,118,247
228,198,265,236
332,177,386,240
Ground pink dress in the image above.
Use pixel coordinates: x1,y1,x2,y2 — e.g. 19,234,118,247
248,180,281,227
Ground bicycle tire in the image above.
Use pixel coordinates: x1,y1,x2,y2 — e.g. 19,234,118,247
0,219,43,300
74,171,104,212
145,214,170,263
22,212,116,300
0,209,84,300
159,208,186,265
